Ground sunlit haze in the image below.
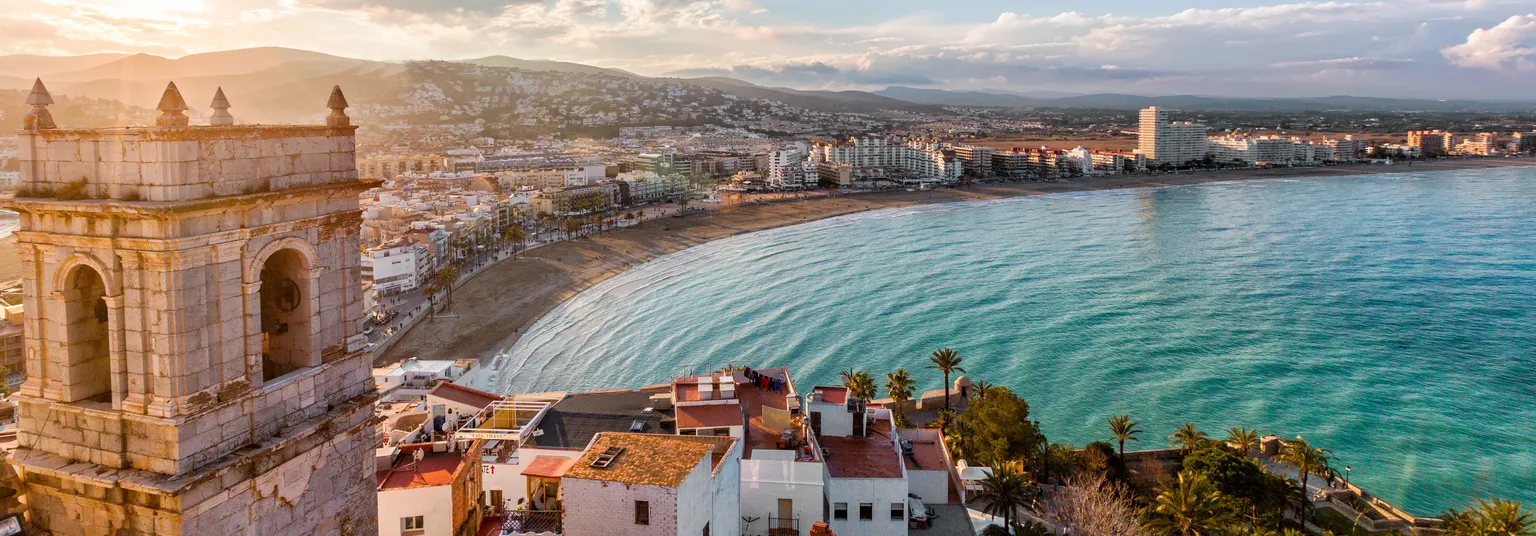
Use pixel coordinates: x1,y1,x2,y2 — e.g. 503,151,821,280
4,0,1536,97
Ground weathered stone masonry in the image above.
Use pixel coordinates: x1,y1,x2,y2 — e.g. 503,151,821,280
2,81,380,536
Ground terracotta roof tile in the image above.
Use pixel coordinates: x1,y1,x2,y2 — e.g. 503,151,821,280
563,433,722,487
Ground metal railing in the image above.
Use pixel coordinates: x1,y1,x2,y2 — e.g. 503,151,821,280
500,510,562,535
768,516,798,536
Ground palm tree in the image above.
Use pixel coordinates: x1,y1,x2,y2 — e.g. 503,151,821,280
884,368,916,426
1224,427,1260,455
972,380,996,400
503,224,527,254
1277,436,1332,524
1145,471,1232,536
1106,414,1143,460
1446,499,1535,536
972,462,1033,535
926,348,965,417
844,370,877,401
436,265,461,312
1169,423,1209,454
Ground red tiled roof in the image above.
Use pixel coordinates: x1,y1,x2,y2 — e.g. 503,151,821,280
676,403,744,429
429,382,500,410
523,455,575,479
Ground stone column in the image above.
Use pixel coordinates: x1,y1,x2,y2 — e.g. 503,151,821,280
243,279,263,389
104,294,126,410
119,252,151,415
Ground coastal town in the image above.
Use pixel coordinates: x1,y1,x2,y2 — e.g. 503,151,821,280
0,65,1533,536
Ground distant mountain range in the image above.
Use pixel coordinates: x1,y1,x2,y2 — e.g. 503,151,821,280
874,86,1536,112
3,47,1535,123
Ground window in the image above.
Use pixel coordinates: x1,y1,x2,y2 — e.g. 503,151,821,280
635,500,649,525
833,503,847,520
402,516,425,531
891,502,905,521
859,503,873,521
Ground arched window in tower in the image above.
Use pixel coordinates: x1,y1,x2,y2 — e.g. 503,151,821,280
260,249,313,382
61,264,111,404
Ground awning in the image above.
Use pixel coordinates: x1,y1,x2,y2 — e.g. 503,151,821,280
523,456,574,479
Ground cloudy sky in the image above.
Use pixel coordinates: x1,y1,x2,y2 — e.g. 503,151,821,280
3,0,1536,98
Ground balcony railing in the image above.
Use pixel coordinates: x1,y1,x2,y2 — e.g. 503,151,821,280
768,516,798,536
500,510,562,535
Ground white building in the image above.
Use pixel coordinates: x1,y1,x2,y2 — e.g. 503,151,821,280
1208,136,1259,165
376,441,484,536
375,358,470,398
768,146,813,189
562,432,742,536
819,412,909,536
364,240,430,294
1138,107,1208,167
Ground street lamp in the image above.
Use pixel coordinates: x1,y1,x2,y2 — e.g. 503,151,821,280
1345,465,1351,486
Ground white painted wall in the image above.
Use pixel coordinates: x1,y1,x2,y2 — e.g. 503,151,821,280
808,400,854,438
481,446,582,509
825,476,909,536
378,485,454,536
741,450,824,536
709,441,743,536
562,478,680,536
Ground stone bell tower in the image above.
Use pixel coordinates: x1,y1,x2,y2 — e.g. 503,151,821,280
3,80,380,535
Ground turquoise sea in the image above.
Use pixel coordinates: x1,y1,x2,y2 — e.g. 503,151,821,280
489,168,1536,513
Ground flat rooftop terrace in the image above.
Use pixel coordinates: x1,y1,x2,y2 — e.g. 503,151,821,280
820,419,900,479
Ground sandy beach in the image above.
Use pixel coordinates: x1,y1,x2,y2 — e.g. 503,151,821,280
378,158,1536,365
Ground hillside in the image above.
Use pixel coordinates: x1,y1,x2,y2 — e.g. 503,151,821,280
457,56,640,79
0,53,129,79
46,47,373,83
875,86,1536,112
681,77,942,114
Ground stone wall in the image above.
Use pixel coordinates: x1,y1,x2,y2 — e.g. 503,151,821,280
18,386,378,536
13,126,357,202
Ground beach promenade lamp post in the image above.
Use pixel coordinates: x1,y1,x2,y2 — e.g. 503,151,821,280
1345,465,1351,486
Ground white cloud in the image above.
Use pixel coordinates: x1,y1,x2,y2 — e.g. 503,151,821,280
0,0,1531,97
1443,14,1536,70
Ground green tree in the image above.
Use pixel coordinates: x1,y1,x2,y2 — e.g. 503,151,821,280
972,462,1034,535
972,380,995,400
1169,423,1209,454
884,369,916,426
1107,414,1144,461
1183,445,1288,525
926,348,965,419
1225,427,1260,455
842,370,877,401
961,386,1046,466
1145,471,1234,536
434,265,461,312
1277,436,1331,524
1444,498,1535,536
563,217,582,238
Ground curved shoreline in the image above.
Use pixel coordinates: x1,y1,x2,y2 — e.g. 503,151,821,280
379,158,1536,366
